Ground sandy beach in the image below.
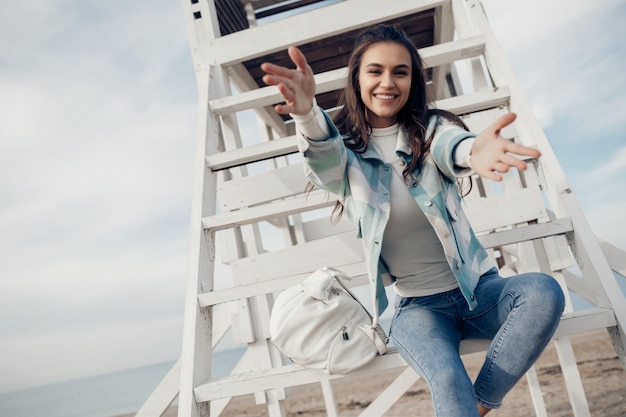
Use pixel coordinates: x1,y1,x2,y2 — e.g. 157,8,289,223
123,329,625,417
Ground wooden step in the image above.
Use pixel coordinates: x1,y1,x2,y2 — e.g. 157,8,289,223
198,218,574,308
192,308,617,402
205,0,448,66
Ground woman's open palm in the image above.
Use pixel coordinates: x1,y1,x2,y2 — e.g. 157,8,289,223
470,113,541,182
261,46,316,116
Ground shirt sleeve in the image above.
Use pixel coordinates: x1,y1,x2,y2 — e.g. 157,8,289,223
453,138,475,169
290,102,330,141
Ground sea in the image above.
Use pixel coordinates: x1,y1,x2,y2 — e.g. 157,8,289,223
1,276,623,417
0,347,246,417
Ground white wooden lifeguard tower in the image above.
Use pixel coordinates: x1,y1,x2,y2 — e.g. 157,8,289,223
136,1,626,416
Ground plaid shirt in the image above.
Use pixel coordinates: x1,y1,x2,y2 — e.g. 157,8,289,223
297,111,494,317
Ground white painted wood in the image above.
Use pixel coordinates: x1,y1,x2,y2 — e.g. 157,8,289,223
431,1,454,100
555,336,592,417
205,0,447,66
203,192,334,231
226,63,289,138
359,367,420,417
598,237,626,276
300,216,354,242
206,135,298,171
463,188,546,232
320,380,339,417
134,358,181,417
477,218,573,248
193,308,616,402
524,366,548,417
231,299,256,344
217,163,308,210
177,64,221,417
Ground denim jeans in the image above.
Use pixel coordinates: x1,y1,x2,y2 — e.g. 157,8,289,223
389,268,565,416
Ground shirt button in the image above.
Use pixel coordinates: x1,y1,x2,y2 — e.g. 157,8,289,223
456,262,461,270
443,232,450,238
398,159,406,166
424,200,433,207
470,295,476,301
411,181,418,188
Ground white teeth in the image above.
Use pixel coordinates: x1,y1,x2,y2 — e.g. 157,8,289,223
376,94,395,100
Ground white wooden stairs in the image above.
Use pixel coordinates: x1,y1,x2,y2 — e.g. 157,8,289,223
135,1,626,416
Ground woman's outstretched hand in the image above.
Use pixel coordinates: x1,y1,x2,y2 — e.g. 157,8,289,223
470,113,541,182
261,46,316,116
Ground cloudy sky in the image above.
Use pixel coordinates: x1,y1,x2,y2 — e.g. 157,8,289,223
0,0,624,393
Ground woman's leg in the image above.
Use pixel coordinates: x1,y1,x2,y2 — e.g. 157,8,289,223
390,293,481,417
463,271,565,410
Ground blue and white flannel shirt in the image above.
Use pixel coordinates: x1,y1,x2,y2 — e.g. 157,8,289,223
296,110,495,317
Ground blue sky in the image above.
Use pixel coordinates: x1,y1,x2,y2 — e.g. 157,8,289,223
0,0,624,393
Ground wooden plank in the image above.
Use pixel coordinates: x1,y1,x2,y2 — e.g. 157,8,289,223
477,218,573,249
598,237,626,276
199,234,369,307
464,189,546,233
193,308,616,402
359,367,420,417
203,192,334,231
435,86,510,115
555,336,592,417
198,220,575,307
300,216,354,242
205,0,447,66
217,163,308,210
525,366,549,417
226,63,290,137
206,135,298,171
229,232,366,284
134,358,181,417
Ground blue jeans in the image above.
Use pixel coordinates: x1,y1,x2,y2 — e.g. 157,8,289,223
389,268,565,416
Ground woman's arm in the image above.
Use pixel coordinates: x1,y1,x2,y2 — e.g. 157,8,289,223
261,47,349,198
432,113,540,181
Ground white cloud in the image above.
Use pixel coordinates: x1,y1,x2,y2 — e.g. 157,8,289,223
483,0,626,137
587,146,626,181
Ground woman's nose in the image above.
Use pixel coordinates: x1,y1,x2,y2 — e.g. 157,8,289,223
380,73,394,88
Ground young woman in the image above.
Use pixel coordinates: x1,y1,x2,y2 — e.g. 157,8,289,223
261,25,565,417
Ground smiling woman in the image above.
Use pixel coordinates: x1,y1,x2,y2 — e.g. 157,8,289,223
261,24,564,417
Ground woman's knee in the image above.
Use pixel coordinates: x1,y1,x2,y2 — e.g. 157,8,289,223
517,273,565,315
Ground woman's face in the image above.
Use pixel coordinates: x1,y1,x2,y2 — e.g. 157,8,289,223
358,42,412,128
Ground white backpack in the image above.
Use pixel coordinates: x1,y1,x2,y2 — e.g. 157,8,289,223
269,267,387,375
